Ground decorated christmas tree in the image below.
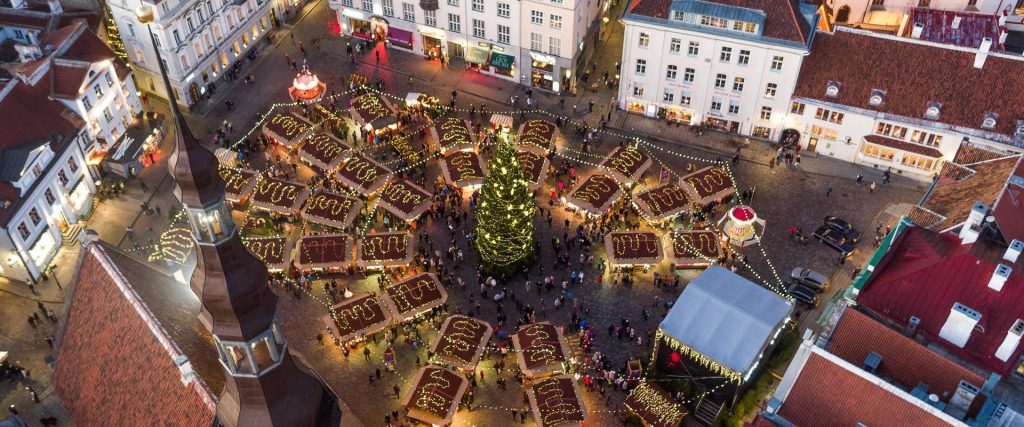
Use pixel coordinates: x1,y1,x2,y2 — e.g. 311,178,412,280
475,141,536,275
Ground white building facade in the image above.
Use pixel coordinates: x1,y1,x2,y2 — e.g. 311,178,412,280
788,28,1024,180
108,0,285,108
328,0,604,93
618,0,818,140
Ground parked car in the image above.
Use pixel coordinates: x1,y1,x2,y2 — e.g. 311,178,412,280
790,267,829,292
789,284,819,309
823,216,861,243
813,225,856,258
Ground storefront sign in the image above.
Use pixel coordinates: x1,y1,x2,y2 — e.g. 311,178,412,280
417,25,445,39
489,52,515,69
387,27,414,49
529,51,556,65
342,9,365,19
466,47,489,65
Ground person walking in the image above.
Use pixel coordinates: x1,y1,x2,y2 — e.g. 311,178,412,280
825,185,833,197
870,182,876,193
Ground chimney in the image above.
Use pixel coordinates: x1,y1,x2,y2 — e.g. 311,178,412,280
995,319,1024,362
988,264,1012,291
951,16,962,30
975,37,993,69
863,352,882,373
939,302,981,348
908,315,922,335
47,0,63,14
1005,240,1023,263
959,202,989,245
912,23,924,38
14,44,43,63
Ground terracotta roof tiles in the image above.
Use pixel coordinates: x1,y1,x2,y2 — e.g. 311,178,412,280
919,155,1023,232
903,8,1005,50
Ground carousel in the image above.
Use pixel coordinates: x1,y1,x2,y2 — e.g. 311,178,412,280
287,60,327,103
717,205,765,247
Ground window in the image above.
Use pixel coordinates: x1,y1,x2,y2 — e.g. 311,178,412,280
472,0,483,11
680,94,691,105
548,37,560,56
732,21,756,33
711,99,722,111
550,14,562,29
814,108,845,124
29,208,41,225
902,153,936,170
765,83,777,98
666,65,678,80
876,122,908,139
635,59,647,75
425,10,436,27
67,158,78,173
869,94,883,106
732,77,744,92
863,143,896,161
103,107,113,122
383,0,394,16
925,105,941,120
639,32,650,47
760,106,772,120
812,125,840,141
173,29,182,45
531,10,544,25
714,73,726,88
58,170,69,186
663,90,674,103
179,54,189,69
683,68,695,83
738,49,750,65
791,102,805,114
187,17,195,32
967,0,978,6
44,189,56,205
447,0,457,5
982,116,997,129
448,13,461,32
700,15,727,28
17,223,29,240
197,8,205,23
473,19,485,38
728,103,740,115
632,85,644,96
719,46,732,62
32,164,42,178
672,10,685,20
83,98,92,111
127,23,136,38
402,3,415,21
910,130,943,147
498,25,510,44
871,0,884,5
530,33,543,51
497,2,510,18
361,0,373,9
669,38,681,53
94,84,104,97
687,41,699,56
770,55,784,71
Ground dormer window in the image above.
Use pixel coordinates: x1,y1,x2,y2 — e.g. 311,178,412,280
925,102,942,120
868,89,884,106
825,81,841,98
982,112,998,129
1016,121,1024,136
672,10,684,21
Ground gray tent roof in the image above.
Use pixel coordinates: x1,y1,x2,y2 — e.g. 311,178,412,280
659,266,793,376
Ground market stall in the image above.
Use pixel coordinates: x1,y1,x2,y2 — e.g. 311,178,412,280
668,230,724,269
389,133,422,167
382,273,447,322
516,119,558,154
324,292,392,342
300,190,364,230
348,73,368,88
441,150,487,188
297,132,350,171
349,93,397,131
633,183,691,224
241,237,292,272
515,149,550,191
431,116,477,153
219,168,260,204
512,322,570,379
679,166,735,207
600,145,652,184
262,111,314,149
356,232,414,269
624,381,687,427
294,234,353,271
249,178,310,215
402,366,469,426
527,376,587,427
335,154,392,195
565,174,622,215
101,114,165,178
377,179,432,222
605,231,664,268
431,315,493,371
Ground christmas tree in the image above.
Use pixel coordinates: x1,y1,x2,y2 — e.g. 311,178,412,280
475,141,536,275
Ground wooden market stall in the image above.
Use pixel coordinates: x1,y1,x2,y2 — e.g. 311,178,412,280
516,119,558,154
349,92,397,131
526,376,587,427
633,183,691,223
324,292,392,342
241,237,292,272
679,166,735,206
377,179,432,222
565,174,622,215
335,154,392,195
515,149,550,191
512,322,570,380
623,381,687,427
219,168,260,204
300,190,364,230
599,145,652,184
668,230,725,269
402,366,469,426
294,234,354,271
605,231,665,268
441,150,487,188
430,315,493,371
297,132,351,171
382,273,447,322
249,177,310,215
262,111,314,149
431,116,477,153
356,232,414,269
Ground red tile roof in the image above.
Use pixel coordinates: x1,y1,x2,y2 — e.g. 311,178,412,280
49,62,88,99
827,309,986,401
626,0,812,44
776,350,955,427
919,155,1024,232
54,244,218,427
794,28,1024,139
903,8,1006,50
992,173,1024,243
858,225,1024,376
864,134,944,158
0,78,79,150
0,9,51,29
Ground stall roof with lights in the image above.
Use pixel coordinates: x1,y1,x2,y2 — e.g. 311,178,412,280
659,266,793,380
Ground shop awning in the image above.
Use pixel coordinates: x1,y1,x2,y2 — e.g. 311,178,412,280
387,27,414,49
466,47,489,65
489,52,515,69
490,114,513,128
215,148,238,167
